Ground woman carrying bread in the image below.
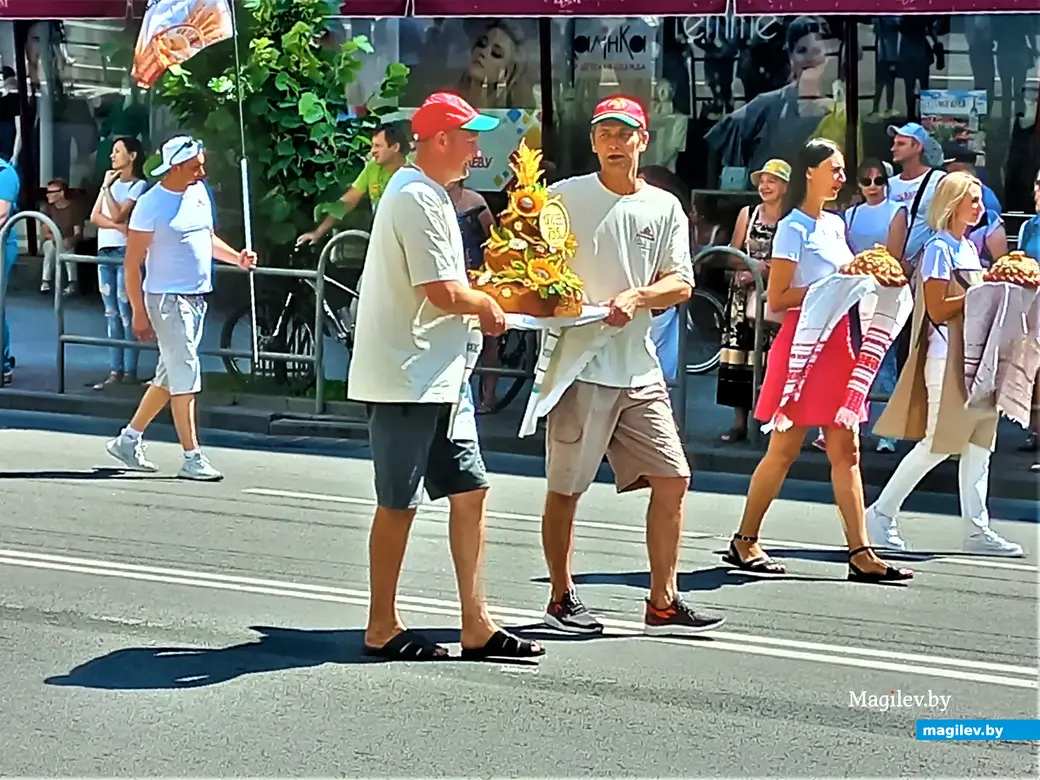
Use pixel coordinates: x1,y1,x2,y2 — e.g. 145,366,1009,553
866,172,1024,557
724,138,914,583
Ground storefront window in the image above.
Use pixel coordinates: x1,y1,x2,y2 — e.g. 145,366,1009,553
856,14,1040,213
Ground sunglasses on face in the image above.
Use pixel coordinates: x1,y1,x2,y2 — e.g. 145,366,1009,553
859,176,886,187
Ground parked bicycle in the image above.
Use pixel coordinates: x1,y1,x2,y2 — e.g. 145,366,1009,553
219,230,368,393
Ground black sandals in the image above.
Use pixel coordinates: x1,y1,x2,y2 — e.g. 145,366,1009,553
721,534,787,574
460,630,545,661
847,546,914,584
363,629,450,661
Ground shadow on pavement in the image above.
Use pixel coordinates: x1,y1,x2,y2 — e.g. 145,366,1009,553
533,565,835,594
42,624,605,690
766,546,1024,565
0,467,177,481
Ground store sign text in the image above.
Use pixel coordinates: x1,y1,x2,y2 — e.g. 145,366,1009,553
683,14,781,45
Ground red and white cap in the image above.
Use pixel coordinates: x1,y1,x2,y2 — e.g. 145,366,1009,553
591,96,648,131
411,92,500,141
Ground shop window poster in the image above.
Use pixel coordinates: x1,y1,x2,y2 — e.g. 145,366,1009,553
921,88,988,165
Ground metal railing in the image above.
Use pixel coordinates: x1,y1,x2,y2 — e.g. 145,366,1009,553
692,245,766,447
1,210,330,414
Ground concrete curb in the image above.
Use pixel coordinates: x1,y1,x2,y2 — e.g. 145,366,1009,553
1,389,1035,502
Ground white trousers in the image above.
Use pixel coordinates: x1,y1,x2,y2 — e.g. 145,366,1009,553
875,357,991,531
42,239,78,284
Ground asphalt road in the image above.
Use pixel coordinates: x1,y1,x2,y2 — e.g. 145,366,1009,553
0,410,1037,777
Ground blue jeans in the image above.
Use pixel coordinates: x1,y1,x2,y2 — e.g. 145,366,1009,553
2,239,15,372
872,345,898,399
97,247,139,376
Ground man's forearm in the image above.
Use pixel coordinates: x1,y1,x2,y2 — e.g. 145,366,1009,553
436,287,495,316
123,253,146,313
212,234,241,264
635,273,693,310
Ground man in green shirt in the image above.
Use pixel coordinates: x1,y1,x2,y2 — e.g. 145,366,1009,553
296,121,409,246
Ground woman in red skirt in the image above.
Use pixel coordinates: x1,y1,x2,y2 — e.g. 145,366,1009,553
723,139,914,584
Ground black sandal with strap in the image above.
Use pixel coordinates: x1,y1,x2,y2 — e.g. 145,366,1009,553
847,546,914,584
363,629,450,661
721,534,787,574
460,630,545,661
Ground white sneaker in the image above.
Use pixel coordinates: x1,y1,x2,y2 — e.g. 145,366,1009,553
876,437,897,453
866,504,905,551
178,452,223,481
964,529,1025,557
106,436,159,472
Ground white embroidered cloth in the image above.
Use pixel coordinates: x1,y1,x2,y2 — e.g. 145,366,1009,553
963,282,1040,428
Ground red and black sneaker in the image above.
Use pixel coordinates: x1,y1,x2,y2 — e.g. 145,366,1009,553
644,597,724,636
543,588,604,634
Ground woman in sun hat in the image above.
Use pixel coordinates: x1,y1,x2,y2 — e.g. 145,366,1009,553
717,157,789,443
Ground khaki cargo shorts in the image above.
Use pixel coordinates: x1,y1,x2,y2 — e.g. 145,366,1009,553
546,379,691,496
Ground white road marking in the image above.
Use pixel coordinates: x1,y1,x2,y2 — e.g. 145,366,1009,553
241,487,1040,574
0,548,1034,689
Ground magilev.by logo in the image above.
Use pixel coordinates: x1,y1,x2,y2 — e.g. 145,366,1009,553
850,689,952,713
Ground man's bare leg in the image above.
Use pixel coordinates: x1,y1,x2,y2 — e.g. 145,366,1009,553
644,475,688,610
447,487,497,648
128,384,170,433
365,506,416,648
169,392,200,451
541,490,580,601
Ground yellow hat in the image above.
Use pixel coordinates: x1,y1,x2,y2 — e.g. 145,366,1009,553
750,159,791,186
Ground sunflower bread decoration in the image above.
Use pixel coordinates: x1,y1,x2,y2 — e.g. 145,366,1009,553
470,140,584,317
840,244,908,287
983,251,1040,288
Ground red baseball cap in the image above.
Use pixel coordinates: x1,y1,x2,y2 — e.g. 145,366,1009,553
411,92,500,141
591,96,648,131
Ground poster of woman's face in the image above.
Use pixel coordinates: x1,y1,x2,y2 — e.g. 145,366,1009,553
401,17,538,110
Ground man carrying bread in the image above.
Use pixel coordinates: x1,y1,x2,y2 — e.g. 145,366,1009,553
535,96,725,637
348,92,545,662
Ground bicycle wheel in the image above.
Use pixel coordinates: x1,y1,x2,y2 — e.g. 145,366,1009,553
685,287,725,375
219,300,317,392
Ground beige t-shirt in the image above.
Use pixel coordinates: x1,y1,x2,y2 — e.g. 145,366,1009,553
347,165,470,404
550,173,694,388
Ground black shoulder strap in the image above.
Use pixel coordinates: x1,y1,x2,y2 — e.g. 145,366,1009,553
901,168,938,258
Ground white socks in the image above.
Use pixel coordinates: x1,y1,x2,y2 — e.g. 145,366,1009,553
121,426,143,441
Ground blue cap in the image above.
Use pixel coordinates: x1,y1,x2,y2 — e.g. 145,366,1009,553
887,122,929,146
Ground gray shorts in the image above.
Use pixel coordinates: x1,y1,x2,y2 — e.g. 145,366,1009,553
367,402,489,511
145,292,207,396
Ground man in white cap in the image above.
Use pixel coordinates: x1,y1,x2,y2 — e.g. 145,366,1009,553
887,122,945,267
105,135,256,480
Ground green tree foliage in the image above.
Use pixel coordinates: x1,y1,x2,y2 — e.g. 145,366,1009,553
153,0,408,256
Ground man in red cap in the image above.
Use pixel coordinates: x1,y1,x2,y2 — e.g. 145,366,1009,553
348,92,544,662
536,96,725,636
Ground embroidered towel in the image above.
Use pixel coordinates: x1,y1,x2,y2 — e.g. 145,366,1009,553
765,274,877,433
510,306,613,438
835,284,914,429
964,283,1040,427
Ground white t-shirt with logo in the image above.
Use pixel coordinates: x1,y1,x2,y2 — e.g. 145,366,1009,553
918,231,982,360
887,169,945,261
348,165,470,404
843,200,905,254
771,209,853,287
549,174,693,389
97,178,147,250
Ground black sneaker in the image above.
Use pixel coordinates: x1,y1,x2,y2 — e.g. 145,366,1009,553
543,589,604,634
644,597,725,636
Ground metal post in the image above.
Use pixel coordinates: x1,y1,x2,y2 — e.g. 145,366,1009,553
0,211,64,388
690,245,766,446
314,229,369,414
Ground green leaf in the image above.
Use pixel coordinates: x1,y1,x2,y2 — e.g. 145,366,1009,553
298,92,325,124
204,111,235,133
274,71,296,93
276,138,295,157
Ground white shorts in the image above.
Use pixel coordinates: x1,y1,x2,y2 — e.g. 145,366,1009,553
145,292,207,395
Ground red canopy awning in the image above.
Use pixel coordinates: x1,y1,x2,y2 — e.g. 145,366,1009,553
411,1,728,15
735,0,1036,13
339,1,411,14
0,0,132,18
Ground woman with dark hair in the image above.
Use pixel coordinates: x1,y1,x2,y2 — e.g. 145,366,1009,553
723,138,913,583
89,135,148,389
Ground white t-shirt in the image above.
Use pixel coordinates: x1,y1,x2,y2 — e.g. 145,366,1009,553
347,165,470,404
128,182,214,295
843,200,905,254
550,174,693,388
97,178,147,250
771,209,853,288
887,169,945,262
918,231,982,359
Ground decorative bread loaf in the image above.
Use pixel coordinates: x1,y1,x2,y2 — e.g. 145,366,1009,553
984,251,1040,288
469,140,584,318
840,244,908,288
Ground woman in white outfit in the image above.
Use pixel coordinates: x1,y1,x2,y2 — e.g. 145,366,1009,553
868,172,1024,557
